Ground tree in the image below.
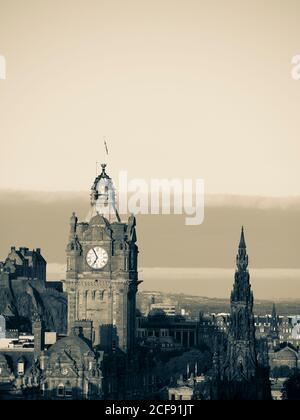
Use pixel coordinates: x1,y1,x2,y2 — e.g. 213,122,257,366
272,365,293,379
156,349,212,386
282,373,300,400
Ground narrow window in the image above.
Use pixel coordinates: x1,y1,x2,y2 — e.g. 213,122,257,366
57,385,65,397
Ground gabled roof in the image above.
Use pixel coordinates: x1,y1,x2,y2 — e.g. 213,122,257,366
47,335,93,359
275,345,298,360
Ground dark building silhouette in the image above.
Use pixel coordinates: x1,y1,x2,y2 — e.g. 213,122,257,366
212,228,271,400
0,247,46,292
223,227,257,381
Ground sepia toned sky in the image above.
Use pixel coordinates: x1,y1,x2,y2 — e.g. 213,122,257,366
0,0,300,195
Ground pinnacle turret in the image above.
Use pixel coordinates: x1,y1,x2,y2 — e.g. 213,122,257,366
239,226,246,249
269,303,279,339
236,226,249,272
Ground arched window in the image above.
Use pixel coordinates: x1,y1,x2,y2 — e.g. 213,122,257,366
65,382,72,398
57,384,65,397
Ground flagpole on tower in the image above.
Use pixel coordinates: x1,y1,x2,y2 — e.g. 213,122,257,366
103,136,109,166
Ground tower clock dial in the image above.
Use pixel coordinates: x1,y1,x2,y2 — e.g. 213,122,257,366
86,247,108,269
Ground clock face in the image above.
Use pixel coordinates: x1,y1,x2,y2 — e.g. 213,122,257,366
61,368,69,376
86,247,108,269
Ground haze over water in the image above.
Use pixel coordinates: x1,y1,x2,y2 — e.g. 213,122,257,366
47,264,300,300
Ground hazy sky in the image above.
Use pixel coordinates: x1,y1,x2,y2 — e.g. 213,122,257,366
0,0,300,195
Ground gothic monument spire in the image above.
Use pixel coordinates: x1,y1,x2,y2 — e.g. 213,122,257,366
225,227,257,381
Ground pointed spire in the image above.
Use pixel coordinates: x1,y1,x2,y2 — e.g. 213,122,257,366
226,228,257,382
270,303,279,338
239,226,246,249
69,212,77,240
236,226,249,272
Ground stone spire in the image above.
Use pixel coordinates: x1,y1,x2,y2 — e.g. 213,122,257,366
32,311,44,358
66,212,81,254
268,303,279,349
270,304,279,335
239,225,246,249
224,227,257,381
69,212,78,240
231,227,252,305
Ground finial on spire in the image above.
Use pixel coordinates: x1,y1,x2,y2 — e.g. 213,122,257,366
99,163,110,179
239,226,246,249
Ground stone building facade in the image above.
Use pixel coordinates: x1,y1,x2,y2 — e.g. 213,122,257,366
137,312,198,351
0,164,154,400
39,333,103,399
64,164,139,352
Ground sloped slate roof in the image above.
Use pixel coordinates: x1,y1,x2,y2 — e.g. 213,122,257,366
47,336,93,358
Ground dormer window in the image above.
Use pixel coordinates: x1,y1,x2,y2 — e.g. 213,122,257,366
18,360,25,376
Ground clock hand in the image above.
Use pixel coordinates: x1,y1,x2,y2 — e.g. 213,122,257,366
93,249,98,262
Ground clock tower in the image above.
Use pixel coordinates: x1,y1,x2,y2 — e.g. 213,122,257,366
65,164,139,353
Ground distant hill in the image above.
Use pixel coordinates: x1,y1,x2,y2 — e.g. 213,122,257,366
137,291,300,317
0,191,300,269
